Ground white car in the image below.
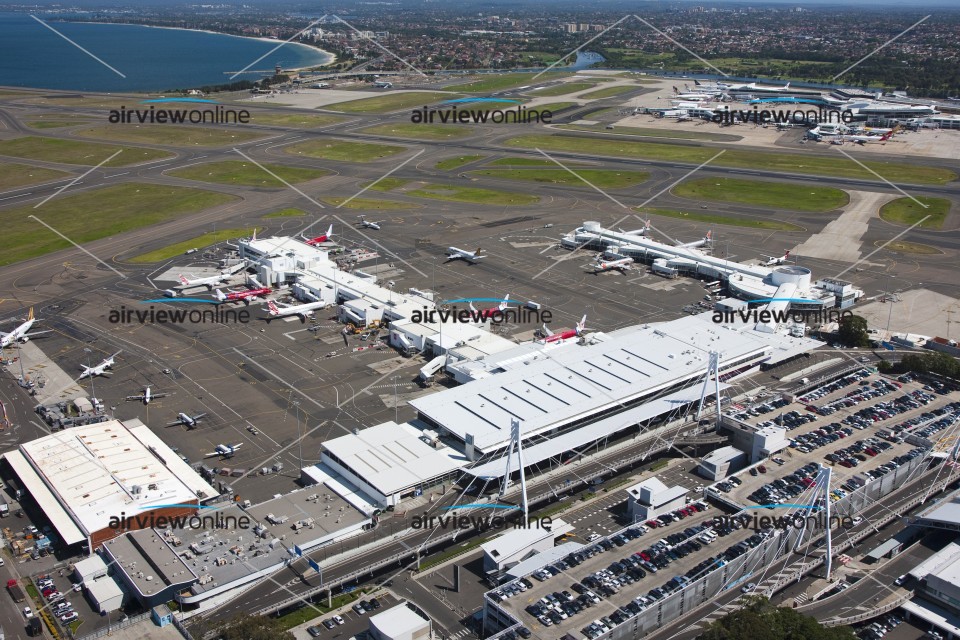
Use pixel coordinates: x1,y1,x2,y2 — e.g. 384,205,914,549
332,615,344,625
23,606,33,618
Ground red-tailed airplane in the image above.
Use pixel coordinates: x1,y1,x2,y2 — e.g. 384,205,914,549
590,256,633,273
215,286,272,304
539,315,587,344
302,224,335,246
469,294,512,319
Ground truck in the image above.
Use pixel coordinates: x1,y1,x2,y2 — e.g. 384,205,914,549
7,579,25,602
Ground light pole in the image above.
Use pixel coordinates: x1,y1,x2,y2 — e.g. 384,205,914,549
293,400,302,470
393,376,399,423
83,347,96,404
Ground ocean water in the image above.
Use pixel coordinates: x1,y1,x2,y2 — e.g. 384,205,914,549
0,13,333,92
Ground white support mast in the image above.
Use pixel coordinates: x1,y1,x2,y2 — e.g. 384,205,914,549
500,418,529,523
695,351,722,427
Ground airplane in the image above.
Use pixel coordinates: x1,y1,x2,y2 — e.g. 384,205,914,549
538,315,588,344
590,256,633,273
79,351,121,379
125,386,168,404
373,81,393,89
0,308,50,349
618,220,650,236
167,412,207,428
446,247,485,263
844,132,893,145
302,224,335,246
678,231,712,249
205,443,243,458
265,299,327,322
762,250,790,266
469,294,512,319
719,81,790,93
214,286,272,304
358,216,384,231
178,272,231,290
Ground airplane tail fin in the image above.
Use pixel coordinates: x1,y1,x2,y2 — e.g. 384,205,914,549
214,289,226,302
542,323,554,337
577,315,587,334
27,307,34,321
326,224,334,239
784,250,790,260
267,301,280,315
499,294,510,311
694,79,701,86
469,301,478,313
881,132,893,141
476,247,482,256
784,82,790,89
706,230,712,242
178,275,189,286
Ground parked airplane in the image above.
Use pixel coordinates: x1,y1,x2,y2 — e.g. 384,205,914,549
446,247,485,263
719,81,790,92
762,250,790,266
302,224,335,246
373,81,393,89
178,272,231,290
469,294,512,319
0,308,50,349
539,315,588,344
205,443,243,458
79,351,121,379
215,286,272,304
265,299,327,321
125,386,168,404
167,412,207,428
358,216,384,230
590,256,633,273
844,132,893,145
678,231,712,249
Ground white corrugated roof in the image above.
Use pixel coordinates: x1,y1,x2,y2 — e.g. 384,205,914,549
17,420,206,538
3,450,85,545
369,604,430,636
412,314,803,452
322,421,468,496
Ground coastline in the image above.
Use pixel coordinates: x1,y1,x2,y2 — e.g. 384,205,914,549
67,19,337,72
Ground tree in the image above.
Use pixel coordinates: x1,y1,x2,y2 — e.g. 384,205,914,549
207,614,296,640
837,314,870,348
700,597,856,640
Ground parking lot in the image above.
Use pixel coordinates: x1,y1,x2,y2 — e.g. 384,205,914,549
713,369,960,512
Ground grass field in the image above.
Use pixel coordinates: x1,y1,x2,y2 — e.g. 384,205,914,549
407,184,539,206
436,155,487,170
3,183,238,267
327,91,462,113
636,207,805,231
74,125,265,147
535,102,577,113
285,138,406,162
168,161,329,188
129,228,258,263
673,177,849,212
263,208,307,218
445,72,569,93
505,135,957,185
246,112,344,128
557,124,740,142
365,178,411,192
0,162,70,189
468,168,648,189
878,240,942,255
0,136,172,167
26,119,93,129
533,82,600,97
578,85,637,99
487,156,591,167
879,197,950,229
322,197,419,210
360,123,472,140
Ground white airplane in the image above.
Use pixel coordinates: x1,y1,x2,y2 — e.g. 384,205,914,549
446,247,485,263
205,443,243,458
265,299,327,322
762,250,790,266
0,308,50,349
373,81,393,89
178,272,231,290
125,386,168,404
590,255,633,273
843,132,893,145
167,412,207,428
678,231,712,249
359,216,384,230
719,81,790,93
618,220,651,236
79,351,121,379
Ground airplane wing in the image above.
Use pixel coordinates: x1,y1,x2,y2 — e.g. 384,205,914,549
125,394,145,401
21,330,51,339
191,413,207,421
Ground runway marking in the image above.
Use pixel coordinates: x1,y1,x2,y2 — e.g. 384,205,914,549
0,193,31,201
107,171,129,179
